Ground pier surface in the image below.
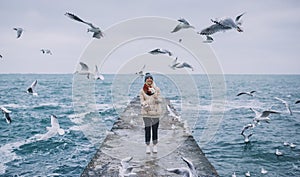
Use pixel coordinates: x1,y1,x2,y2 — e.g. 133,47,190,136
81,97,219,177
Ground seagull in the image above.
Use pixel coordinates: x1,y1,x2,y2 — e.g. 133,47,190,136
149,48,172,56
135,64,146,77
1,107,12,124
65,12,103,39
13,27,24,38
171,18,195,33
37,114,65,140
169,57,180,70
174,62,194,71
167,104,181,121
261,167,268,174
94,65,104,80
236,91,256,97
250,108,280,124
275,149,283,156
241,132,253,143
40,49,52,55
198,12,245,42
245,171,251,177
274,97,292,115
75,62,91,79
232,172,237,177
289,143,296,148
27,80,38,96
119,156,137,177
283,142,290,146
295,100,300,104
167,157,197,177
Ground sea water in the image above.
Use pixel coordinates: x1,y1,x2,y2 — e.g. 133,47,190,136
0,74,299,176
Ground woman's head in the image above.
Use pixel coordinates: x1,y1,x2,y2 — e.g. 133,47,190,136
144,73,153,85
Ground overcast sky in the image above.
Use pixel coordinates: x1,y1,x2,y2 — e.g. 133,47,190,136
0,0,299,74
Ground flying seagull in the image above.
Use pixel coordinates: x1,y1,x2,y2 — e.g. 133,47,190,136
1,107,12,124
38,114,65,141
171,18,195,33
94,65,105,80
65,12,103,39
198,12,245,42
27,80,38,96
13,27,24,38
274,97,292,115
241,131,253,143
167,104,181,121
169,57,194,71
275,149,283,156
135,64,146,77
167,157,197,177
149,48,172,56
250,108,280,124
236,91,256,97
75,62,91,79
40,49,52,55
118,156,137,177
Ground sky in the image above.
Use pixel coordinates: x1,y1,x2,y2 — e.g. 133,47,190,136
0,0,300,74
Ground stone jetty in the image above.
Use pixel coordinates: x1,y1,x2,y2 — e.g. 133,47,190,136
81,96,219,177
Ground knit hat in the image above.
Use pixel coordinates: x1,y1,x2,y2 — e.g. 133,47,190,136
144,73,153,82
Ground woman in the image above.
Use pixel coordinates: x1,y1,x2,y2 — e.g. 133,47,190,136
140,73,162,154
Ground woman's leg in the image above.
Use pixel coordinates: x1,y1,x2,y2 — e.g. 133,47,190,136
143,117,151,145
151,118,159,145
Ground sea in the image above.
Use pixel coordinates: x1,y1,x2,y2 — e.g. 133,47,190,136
0,74,299,177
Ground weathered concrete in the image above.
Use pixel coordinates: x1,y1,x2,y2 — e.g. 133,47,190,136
81,96,219,177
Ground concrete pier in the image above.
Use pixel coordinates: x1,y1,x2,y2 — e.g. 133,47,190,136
81,96,219,177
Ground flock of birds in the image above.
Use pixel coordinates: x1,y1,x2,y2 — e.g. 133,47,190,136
1,79,65,140
234,90,299,176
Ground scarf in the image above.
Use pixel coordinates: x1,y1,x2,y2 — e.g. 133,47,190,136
143,83,155,96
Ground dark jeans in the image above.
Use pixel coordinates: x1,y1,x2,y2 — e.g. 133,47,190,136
143,117,159,145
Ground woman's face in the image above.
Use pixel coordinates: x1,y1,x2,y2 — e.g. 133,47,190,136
146,77,153,85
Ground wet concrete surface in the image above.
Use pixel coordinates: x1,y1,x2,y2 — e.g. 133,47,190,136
81,97,219,177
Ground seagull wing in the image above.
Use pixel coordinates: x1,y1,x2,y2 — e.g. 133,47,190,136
235,12,245,24
178,18,190,25
5,112,12,124
250,108,260,117
200,23,228,35
1,107,12,113
295,100,300,104
181,157,196,172
79,62,89,71
171,24,183,33
121,156,133,168
261,110,280,117
167,167,190,176
31,80,38,88
65,12,89,25
27,80,37,93
149,48,160,54
275,97,292,115
236,92,246,96
14,28,23,38
50,114,60,129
